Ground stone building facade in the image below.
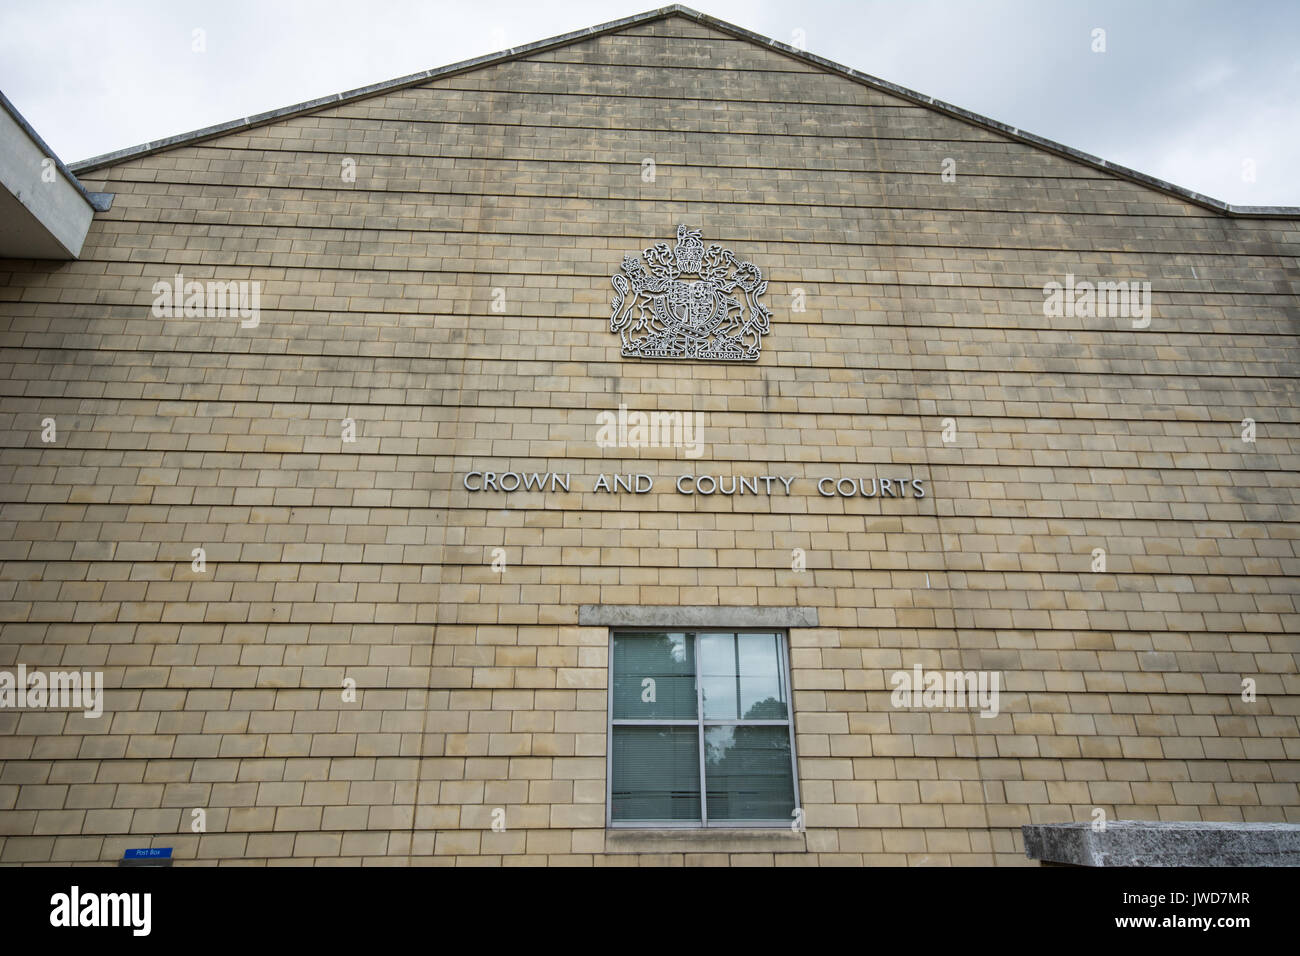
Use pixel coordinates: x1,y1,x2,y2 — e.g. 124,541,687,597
0,6,1297,866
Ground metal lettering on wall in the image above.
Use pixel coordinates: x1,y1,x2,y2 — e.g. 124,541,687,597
461,472,929,500
610,225,771,361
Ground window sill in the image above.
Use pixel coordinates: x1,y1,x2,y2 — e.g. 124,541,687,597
604,828,807,854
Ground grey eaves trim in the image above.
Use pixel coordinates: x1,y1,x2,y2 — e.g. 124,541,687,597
68,4,1300,219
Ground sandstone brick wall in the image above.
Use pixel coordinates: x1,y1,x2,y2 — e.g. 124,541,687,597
0,11,1297,865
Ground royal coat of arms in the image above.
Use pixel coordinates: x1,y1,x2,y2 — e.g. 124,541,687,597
610,225,771,361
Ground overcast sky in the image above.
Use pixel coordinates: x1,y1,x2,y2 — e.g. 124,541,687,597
1,0,1297,205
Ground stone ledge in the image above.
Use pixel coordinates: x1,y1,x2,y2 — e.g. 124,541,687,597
1022,822,1300,867
605,829,807,854
579,605,818,628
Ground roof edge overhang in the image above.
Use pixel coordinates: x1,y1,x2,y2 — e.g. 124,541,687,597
0,89,112,260
67,4,1300,219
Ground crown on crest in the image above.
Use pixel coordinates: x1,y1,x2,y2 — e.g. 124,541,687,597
673,224,704,274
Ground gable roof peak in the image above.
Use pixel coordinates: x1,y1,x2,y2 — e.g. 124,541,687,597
67,5,1298,218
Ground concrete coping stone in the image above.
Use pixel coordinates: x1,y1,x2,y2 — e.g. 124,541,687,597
578,604,818,628
1022,821,1300,867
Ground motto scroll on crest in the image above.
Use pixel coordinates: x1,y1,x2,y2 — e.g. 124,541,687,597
610,225,771,361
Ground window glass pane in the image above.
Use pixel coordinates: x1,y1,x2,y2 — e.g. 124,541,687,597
699,632,787,720
738,632,788,719
611,632,696,719
704,724,796,821
611,726,701,822
698,632,738,719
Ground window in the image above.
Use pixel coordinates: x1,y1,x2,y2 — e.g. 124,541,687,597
607,629,799,828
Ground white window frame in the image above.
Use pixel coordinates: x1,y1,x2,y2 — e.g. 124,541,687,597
605,627,801,829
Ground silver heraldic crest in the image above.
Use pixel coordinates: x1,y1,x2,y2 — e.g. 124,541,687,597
610,225,771,361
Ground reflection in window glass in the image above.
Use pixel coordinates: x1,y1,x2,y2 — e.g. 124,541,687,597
738,633,787,719
698,632,737,719
705,725,795,821
699,632,787,720
612,632,695,720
